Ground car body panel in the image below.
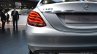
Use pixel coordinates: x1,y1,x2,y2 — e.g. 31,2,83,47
38,2,97,12
26,0,97,52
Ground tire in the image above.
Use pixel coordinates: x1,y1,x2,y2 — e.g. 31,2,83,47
29,50,34,54
29,50,58,54
40,52,58,54
29,50,39,54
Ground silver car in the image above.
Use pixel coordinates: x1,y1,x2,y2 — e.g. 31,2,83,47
26,0,97,54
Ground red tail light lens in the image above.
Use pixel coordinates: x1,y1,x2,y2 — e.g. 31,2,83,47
27,11,46,27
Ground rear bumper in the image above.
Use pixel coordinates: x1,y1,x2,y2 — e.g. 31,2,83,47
28,45,97,53
26,26,97,52
27,35,97,52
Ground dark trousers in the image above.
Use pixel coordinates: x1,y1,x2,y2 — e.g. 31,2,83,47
1,20,6,30
7,18,9,24
13,20,18,30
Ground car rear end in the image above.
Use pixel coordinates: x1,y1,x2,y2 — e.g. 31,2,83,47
26,0,97,54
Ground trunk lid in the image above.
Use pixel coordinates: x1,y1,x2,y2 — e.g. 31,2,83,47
38,2,97,32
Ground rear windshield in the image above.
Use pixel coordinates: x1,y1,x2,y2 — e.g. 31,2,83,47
87,0,97,2
42,0,80,4
19,9,32,15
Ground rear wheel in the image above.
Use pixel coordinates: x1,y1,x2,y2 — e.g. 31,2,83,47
40,52,58,54
29,50,34,54
29,50,40,54
29,50,58,54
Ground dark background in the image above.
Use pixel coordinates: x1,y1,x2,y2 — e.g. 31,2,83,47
0,0,39,9
0,0,39,54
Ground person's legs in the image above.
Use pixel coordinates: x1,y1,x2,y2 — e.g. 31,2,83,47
7,19,9,24
13,20,15,30
16,21,18,31
2,20,5,31
16,20,18,30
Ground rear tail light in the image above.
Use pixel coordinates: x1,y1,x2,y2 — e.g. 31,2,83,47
27,11,46,27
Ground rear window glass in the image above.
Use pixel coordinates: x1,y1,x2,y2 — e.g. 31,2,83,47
19,9,32,15
87,0,97,2
42,0,80,4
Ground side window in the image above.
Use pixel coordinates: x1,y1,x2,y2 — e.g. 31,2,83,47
65,0,79,2
52,0,64,2
42,0,65,4
41,0,80,4
42,0,55,4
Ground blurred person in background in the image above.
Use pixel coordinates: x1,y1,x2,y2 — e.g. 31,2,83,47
0,9,1,28
6,13,10,24
11,8,19,30
0,9,6,31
